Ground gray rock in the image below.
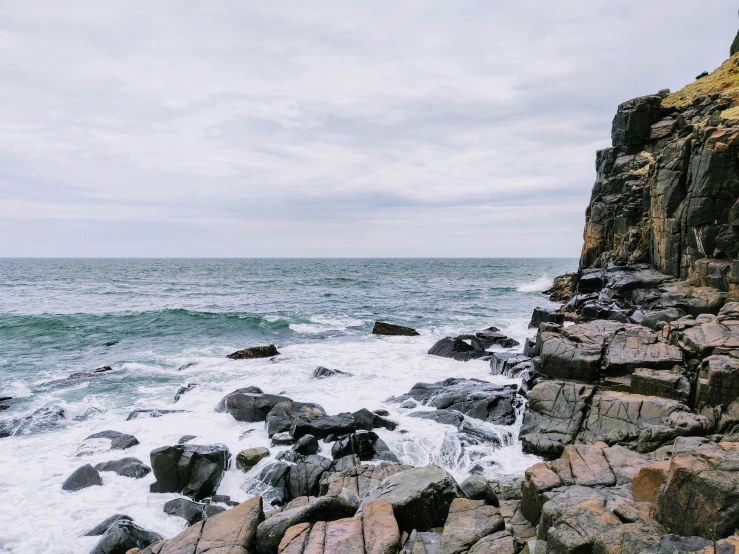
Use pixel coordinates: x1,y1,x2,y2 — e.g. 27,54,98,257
163,497,205,525
236,447,270,472
149,444,230,500
89,520,163,554
84,514,132,536
62,464,102,491
226,344,279,359
293,434,319,456
312,366,353,379
372,321,420,336
95,457,151,479
216,391,291,422
460,474,499,507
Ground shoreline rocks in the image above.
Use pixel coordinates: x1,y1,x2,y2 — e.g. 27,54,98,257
227,344,280,360
372,321,420,336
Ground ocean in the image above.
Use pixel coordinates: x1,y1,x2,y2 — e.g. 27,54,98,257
0,258,575,553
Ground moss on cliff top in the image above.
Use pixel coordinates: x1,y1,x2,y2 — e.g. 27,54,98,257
663,54,739,108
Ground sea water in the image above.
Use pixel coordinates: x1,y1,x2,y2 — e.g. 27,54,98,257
0,258,575,553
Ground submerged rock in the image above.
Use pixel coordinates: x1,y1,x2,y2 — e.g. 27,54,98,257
226,344,280,359
84,514,133,536
311,366,353,379
372,321,420,336
0,406,67,439
126,409,189,421
62,464,102,491
77,430,139,456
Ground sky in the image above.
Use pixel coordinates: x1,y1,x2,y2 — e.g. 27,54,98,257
0,1,736,257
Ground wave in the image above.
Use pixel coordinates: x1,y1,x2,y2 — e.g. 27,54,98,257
516,275,552,293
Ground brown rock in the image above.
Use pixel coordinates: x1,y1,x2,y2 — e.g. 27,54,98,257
236,447,270,472
467,531,515,554
324,516,364,553
632,460,670,504
438,498,504,554
363,499,401,554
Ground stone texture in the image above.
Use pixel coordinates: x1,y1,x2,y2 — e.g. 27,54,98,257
236,447,270,472
89,521,163,554
438,498,504,554
149,444,230,500
227,344,280,359
372,322,420,336
62,464,102,491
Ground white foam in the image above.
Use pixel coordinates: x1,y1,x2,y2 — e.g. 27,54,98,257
516,275,552,293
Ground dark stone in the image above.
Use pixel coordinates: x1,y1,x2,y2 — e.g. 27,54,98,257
217,392,290,422
529,307,564,327
311,366,353,379
351,407,398,431
265,400,327,437
471,331,520,350
290,413,357,440
164,497,205,525
174,382,198,402
696,71,709,80
85,430,139,451
293,434,319,456
331,431,399,462
409,409,464,427
149,444,230,500
89,520,163,554
178,434,197,444
203,504,227,518
236,447,270,472
126,409,188,421
226,344,280,359
428,337,488,361
0,406,67,439
372,321,420,336
95,457,151,479
84,514,132,536
62,464,102,491
214,386,264,412
732,29,739,57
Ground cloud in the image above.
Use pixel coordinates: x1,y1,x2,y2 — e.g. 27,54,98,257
0,0,735,256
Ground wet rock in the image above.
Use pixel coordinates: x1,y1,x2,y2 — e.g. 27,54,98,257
290,413,357,440
271,432,293,446
655,441,739,539
372,321,420,336
139,495,263,554
459,475,499,507
331,431,398,462
84,514,133,536
42,365,116,388
173,383,198,403
320,461,410,499
489,353,531,376
178,435,196,444
78,430,140,456
244,461,291,507
214,386,264,411
255,490,360,554
438,498,505,554
163,497,206,525
520,381,595,458
95,457,151,479
312,366,353,379
126,409,188,421
226,344,280,359
89,520,163,554
544,273,574,303
236,447,270,472
471,331,520,350
293,434,320,456
537,321,618,382
0,405,67,439
696,354,739,406
265,400,327,437
217,391,291,423
630,308,686,330
529,307,564,328
62,464,102,491
351,408,398,432
361,465,463,533
409,409,464,427
604,324,683,374
631,368,690,402
428,337,489,361
149,444,230,500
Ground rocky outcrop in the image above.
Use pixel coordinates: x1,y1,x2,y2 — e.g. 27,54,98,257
543,273,574,303
312,366,353,379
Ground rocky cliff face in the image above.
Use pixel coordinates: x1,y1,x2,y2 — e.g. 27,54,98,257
579,54,739,294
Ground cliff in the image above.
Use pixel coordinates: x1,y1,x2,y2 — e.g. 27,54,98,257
579,53,739,295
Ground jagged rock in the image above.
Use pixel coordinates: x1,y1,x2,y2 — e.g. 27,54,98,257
95,457,151,479
266,401,327,437
139,495,263,554
236,447,270,473
632,460,670,504
255,490,360,554
0,405,67,439
89,521,162,554
438,498,505,554
489,353,531,376
320,461,411,498
459,475,499,507
217,391,291,422
312,366,353,379
271,432,293,446
372,322,420,336
409,409,464,427
173,383,198,403
178,435,196,444
544,273,574,303
293,434,320,456
290,413,357,440
631,368,690,402
84,514,133,536
428,337,489,361
529,307,564,328
126,409,188,421
466,530,515,554
330,431,398,463
77,430,140,456
629,308,686,330
696,354,739,406
361,465,463,533
149,444,230,500
536,321,617,382
520,381,595,457
391,378,518,426
471,331,520,350
62,464,102,491
351,408,398,431
655,441,739,539
604,324,683,374
577,391,713,452
163,497,206,525
227,344,280,359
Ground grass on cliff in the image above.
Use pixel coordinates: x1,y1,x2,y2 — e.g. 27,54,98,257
663,53,739,114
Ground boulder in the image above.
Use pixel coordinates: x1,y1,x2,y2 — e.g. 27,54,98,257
489,353,531,376
632,460,670,504
351,408,398,432
630,368,691,402
217,392,291,422
227,344,280,359
290,414,357,440
265,401,327,437
467,530,515,554
84,514,133,536
312,366,353,379
438,498,505,554
89,521,163,554
214,386,264,411
0,405,67,439
471,331,520,350
520,381,595,457
62,464,102,491
95,457,151,479
236,447,270,472
655,441,739,539
126,409,188,421
293,434,320,456
544,273,574,303
696,354,739,406
173,383,198,403
529,307,564,328
149,444,230,500
361,465,463,533
372,322,420,336
428,337,489,361
255,490,360,554
320,461,411,499
330,431,398,463
163,497,206,525
537,322,618,382
459,475,499,507
80,430,139,454
139,495,264,554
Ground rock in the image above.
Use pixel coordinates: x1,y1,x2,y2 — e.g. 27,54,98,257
428,337,489,361
173,383,198,403
62,464,102,491
0,405,67,439
471,331,520,350
163,497,206,525
351,408,398,432
409,409,464,427
330,431,398,463
178,435,196,444
149,444,230,500
537,321,618,382
139,495,263,554
293,434,320,456
630,308,686,330
632,460,670,504
95,457,151,479
372,322,420,336
603,324,683,374
236,447,270,472
489,353,530,376
732,28,739,56
696,354,739,406
255,490,360,554
312,366,353,379
126,409,188,421
401,530,442,553
544,273,574,303
214,386,264,411
361,465,463,533
84,514,133,536
217,391,291,422
227,344,280,359
290,413,357,440
266,400,327,437
631,368,690,402
528,307,564,328
82,430,139,452
271,432,293,446
89,521,163,554
459,475,499,507
438,498,505,554
467,530,515,554
655,441,739,539
520,381,595,457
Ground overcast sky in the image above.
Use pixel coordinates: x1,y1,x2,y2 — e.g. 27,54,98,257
0,1,735,257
